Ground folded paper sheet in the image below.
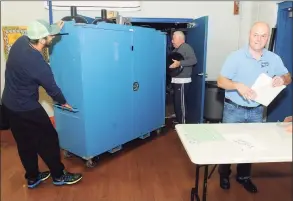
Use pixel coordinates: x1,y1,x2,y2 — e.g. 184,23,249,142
251,73,286,107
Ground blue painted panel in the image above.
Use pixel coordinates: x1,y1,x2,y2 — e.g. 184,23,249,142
50,23,84,113
80,25,134,157
186,16,209,123
50,22,87,156
277,1,293,10
267,3,293,122
54,110,86,156
86,21,134,32
132,27,166,136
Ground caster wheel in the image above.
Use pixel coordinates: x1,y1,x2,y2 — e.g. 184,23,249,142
85,159,96,168
156,129,160,134
156,128,163,135
63,150,73,158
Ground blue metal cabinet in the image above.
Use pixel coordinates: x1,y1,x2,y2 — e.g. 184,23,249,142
50,22,166,163
267,1,293,122
131,26,166,137
47,2,209,125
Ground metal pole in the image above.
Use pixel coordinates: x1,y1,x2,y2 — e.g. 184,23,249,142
48,0,53,24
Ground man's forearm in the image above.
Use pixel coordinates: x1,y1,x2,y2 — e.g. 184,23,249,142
217,76,238,90
180,57,197,67
281,73,292,85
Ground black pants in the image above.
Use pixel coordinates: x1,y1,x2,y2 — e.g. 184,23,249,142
218,164,251,178
0,104,10,130
2,104,65,180
172,83,190,124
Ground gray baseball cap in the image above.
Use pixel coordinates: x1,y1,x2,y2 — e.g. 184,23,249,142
26,19,60,40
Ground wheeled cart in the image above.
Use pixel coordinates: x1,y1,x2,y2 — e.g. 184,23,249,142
50,21,166,167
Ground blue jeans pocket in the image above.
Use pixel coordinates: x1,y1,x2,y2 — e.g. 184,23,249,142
223,102,235,113
222,102,244,123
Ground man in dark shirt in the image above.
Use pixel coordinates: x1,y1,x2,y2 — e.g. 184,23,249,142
169,31,197,124
1,19,82,188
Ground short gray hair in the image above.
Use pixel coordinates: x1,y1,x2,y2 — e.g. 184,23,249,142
173,31,185,40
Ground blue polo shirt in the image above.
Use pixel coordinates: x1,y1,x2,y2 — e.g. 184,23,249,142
220,45,289,107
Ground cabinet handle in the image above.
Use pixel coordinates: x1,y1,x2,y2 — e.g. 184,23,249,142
133,82,139,91
197,73,208,78
53,104,79,113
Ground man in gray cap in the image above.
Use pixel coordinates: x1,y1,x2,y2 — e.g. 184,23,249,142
1,19,82,188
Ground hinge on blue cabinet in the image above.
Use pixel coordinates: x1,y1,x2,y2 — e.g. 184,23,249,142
187,22,197,28
131,46,134,51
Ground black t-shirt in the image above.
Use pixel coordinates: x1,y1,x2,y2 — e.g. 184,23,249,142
2,36,66,111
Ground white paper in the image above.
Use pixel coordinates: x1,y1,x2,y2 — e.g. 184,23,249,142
224,134,266,151
251,73,286,106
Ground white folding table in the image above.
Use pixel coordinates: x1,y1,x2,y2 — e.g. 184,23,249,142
175,122,292,201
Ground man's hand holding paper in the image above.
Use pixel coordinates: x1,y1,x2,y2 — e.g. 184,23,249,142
235,83,257,100
272,76,285,87
251,73,286,107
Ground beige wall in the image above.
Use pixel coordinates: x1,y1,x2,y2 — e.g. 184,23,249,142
1,1,279,116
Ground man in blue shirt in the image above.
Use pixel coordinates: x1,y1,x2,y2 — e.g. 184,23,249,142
1,20,82,188
217,22,291,193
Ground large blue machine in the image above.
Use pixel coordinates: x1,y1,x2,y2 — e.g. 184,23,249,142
50,21,166,167
47,3,209,167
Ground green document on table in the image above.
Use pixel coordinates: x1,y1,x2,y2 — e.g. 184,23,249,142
183,125,225,144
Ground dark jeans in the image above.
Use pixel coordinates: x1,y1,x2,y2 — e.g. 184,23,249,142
218,100,264,178
2,104,65,180
172,83,190,124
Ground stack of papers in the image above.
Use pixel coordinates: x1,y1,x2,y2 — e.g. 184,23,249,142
251,73,286,106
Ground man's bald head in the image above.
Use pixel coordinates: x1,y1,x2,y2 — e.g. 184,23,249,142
250,22,270,35
249,22,270,52
172,31,185,48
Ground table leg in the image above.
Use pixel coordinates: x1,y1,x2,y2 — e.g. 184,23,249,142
208,164,217,179
191,165,200,201
190,165,209,201
202,165,209,201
